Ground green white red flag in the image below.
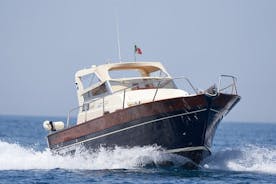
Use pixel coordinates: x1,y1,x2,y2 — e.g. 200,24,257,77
134,45,142,54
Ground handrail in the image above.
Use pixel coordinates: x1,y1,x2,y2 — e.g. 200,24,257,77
66,97,101,127
173,76,199,94
66,75,238,127
218,75,238,95
152,76,198,101
66,76,199,127
66,106,81,128
152,80,162,102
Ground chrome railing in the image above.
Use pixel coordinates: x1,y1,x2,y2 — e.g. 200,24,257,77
66,75,238,127
218,75,238,95
152,76,198,101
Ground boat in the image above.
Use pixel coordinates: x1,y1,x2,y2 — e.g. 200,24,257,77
43,61,240,166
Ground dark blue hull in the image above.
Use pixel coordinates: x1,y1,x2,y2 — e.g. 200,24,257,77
48,93,240,165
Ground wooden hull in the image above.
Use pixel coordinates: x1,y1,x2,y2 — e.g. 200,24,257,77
47,93,240,165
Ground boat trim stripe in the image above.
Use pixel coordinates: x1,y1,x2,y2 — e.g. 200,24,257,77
166,146,210,154
210,108,220,113
53,108,207,151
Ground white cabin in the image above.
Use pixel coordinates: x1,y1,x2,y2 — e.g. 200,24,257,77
75,62,189,124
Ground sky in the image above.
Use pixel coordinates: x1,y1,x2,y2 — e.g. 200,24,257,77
0,0,275,123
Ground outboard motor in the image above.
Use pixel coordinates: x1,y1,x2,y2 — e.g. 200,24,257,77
43,120,64,131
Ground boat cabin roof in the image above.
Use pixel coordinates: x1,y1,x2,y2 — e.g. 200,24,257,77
75,61,171,82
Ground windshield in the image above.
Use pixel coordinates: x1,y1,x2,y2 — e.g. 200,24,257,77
110,78,177,92
108,67,168,79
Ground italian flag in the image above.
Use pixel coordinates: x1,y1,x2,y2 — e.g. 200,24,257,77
134,45,142,54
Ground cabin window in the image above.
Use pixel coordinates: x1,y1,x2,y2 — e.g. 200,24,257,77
83,82,108,101
82,103,89,112
158,79,177,89
80,73,100,90
109,78,176,91
92,82,107,96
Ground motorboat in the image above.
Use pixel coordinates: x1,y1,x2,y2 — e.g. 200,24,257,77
43,61,240,166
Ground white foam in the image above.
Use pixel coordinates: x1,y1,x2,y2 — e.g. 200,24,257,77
204,144,276,174
0,141,174,170
2,140,275,173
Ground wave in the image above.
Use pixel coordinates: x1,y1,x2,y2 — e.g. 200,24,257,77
0,141,191,170
1,140,275,174
203,144,276,174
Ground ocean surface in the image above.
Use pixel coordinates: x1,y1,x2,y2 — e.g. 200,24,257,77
0,115,275,183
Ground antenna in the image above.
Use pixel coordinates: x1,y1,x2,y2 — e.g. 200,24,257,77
116,17,122,62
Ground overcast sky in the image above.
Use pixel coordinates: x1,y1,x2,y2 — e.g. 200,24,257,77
0,0,275,123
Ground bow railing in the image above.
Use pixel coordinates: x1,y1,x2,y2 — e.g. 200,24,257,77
218,75,238,95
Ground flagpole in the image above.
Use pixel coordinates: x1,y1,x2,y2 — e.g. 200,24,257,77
116,17,122,62
134,45,136,62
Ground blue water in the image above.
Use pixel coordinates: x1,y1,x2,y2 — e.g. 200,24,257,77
0,115,275,183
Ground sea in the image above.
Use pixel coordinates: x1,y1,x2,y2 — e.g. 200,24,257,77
0,115,275,184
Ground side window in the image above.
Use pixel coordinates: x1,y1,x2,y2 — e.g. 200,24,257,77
80,73,109,102
83,82,108,102
92,82,107,96
80,73,100,90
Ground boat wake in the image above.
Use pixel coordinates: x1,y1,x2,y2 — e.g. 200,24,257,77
0,140,275,174
203,144,276,174
0,140,191,170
